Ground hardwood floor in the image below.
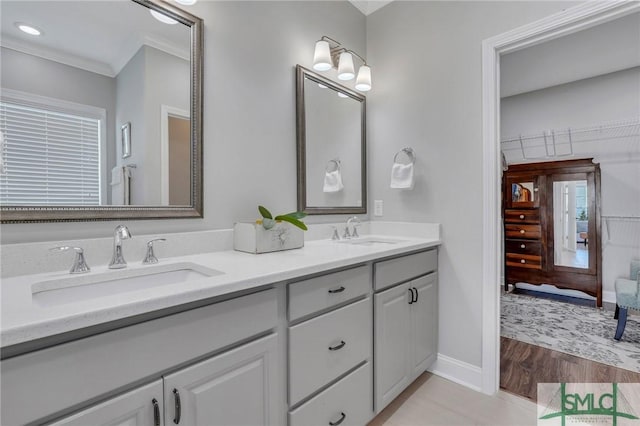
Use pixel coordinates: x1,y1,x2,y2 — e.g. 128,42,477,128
500,336,640,401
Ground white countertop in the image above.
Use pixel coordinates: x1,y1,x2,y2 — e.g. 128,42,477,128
1,234,440,348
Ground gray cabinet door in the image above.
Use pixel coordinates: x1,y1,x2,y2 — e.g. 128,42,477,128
163,334,279,426
410,272,438,379
374,282,411,412
49,380,163,426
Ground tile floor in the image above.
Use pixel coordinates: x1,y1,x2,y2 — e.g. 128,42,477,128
369,373,537,426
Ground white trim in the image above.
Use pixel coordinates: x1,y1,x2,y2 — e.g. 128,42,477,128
604,290,617,305
481,0,640,396
160,105,190,205
0,88,108,204
430,354,482,392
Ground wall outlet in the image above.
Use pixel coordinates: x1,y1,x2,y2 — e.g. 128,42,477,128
374,200,383,217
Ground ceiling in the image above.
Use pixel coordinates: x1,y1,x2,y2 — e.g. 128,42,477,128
348,0,394,16
0,1,190,78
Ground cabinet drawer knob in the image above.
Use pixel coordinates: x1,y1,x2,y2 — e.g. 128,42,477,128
520,244,526,249
519,214,525,219
328,286,346,294
520,259,526,264
329,412,346,426
520,229,525,234
328,340,346,351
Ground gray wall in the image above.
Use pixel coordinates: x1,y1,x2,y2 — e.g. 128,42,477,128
0,1,366,243
1,47,117,204
365,0,577,369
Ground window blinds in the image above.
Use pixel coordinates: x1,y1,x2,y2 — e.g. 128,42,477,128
0,100,101,206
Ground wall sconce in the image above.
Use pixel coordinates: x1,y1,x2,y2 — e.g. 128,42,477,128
312,36,372,92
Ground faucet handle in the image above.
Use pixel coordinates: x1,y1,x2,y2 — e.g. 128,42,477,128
142,238,166,265
330,226,340,241
352,223,361,238
50,246,91,274
342,226,351,240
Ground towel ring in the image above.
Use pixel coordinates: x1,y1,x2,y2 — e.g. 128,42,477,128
393,147,416,165
326,159,341,173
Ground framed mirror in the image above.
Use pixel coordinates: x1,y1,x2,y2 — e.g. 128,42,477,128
0,0,203,223
296,65,366,215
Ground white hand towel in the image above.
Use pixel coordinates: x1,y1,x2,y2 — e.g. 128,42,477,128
323,169,344,193
390,162,414,189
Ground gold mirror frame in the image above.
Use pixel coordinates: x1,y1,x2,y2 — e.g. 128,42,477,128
0,0,203,223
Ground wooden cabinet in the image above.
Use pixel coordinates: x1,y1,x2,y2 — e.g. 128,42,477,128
49,380,164,426
503,159,602,306
373,250,438,413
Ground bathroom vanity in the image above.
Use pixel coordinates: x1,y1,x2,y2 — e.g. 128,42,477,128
1,230,440,425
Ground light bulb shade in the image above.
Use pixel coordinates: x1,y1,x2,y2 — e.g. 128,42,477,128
337,52,355,81
355,65,372,91
313,40,332,71
150,9,178,24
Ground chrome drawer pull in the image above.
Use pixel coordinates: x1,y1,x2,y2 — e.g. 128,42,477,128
520,230,525,234
328,286,346,294
329,412,346,426
520,244,526,249
519,214,525,219
520,259,526,264
328,340,346,351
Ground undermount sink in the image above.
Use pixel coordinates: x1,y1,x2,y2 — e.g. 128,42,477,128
337,237,406,246
32,262,223,307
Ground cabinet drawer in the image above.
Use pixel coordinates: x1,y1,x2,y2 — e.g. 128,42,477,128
504,209,540,224
289,297,371,405
289,362,372,426
505,240,541,256
506,253,542,269
505,224,541,240
374,249,437,291
289,265,370,321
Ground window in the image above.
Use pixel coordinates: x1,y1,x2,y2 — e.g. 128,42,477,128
0,93,103,206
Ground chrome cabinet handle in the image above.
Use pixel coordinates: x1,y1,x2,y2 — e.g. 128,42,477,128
328,286,345,294
152,398,160,426
329,412,346,426
520,259,526,264
173,389,181,424
520,244,526,249
329,340,346,351
520,229,525,234
519,214,525,219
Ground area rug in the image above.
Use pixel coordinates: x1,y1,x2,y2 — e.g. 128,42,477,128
501,292,640,373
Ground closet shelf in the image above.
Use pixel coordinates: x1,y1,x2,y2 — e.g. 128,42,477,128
501,118,640,160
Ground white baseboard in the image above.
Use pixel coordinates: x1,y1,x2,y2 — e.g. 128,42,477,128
429,353,482,392
603,290,616,305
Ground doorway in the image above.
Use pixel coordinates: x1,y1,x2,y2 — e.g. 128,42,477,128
480,1,640,395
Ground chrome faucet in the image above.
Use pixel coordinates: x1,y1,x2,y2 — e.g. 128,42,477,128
50,246,90,274
345,216,361,239
109,225,131,269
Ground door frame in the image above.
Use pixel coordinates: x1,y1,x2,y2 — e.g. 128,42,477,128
480,0,639,394
160,105,190,205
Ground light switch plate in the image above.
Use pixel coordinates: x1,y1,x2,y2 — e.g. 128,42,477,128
374,200,383,216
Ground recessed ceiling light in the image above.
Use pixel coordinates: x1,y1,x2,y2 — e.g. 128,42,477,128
175,0,197,5
15,22,42,36
150,10,178,25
